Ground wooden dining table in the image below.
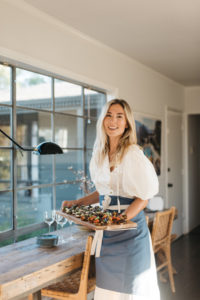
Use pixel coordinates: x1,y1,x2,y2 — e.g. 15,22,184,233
0,208,177,299
0,226,92,300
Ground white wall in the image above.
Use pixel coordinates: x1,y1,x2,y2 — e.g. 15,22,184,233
0,0,185,207
185,87,200,113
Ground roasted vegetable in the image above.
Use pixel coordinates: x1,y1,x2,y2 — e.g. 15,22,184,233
63,205,127,226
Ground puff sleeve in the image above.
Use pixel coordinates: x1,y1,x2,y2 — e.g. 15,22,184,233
89,153,111,195
122,145,159,200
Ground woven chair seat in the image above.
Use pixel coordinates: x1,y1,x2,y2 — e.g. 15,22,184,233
43,270,96,295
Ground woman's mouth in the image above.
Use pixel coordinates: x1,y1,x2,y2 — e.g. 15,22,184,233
108,127,118,130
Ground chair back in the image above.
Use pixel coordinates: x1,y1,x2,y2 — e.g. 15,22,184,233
41,235,94,300
78,235,93,296
151,207,176,247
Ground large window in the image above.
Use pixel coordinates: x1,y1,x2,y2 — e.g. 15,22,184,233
0,63,106,245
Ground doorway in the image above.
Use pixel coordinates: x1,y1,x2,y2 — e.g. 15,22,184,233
166,108,183,237
187,114,200,231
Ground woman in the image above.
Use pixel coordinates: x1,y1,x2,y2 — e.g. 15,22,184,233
62,99,160,300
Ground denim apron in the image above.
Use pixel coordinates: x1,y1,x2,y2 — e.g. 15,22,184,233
95,195,151,296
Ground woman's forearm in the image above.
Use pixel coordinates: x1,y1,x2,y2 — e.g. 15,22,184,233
77,191,99,206
124,198,148,220
62,190,99,209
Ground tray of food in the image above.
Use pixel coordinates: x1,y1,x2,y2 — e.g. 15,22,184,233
58,205,137,231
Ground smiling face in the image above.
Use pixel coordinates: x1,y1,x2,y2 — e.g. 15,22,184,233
103,103,128,141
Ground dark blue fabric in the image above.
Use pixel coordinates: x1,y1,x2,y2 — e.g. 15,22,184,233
99,195,135,208
96,196,151,295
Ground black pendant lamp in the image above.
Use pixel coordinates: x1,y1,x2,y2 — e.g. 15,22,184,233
0,129,63,155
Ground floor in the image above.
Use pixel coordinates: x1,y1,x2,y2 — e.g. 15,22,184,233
159,226,200,300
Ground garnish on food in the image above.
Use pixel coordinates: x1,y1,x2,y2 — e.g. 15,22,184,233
63,205,127,226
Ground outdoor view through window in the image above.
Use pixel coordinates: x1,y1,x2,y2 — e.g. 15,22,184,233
0,63,106,246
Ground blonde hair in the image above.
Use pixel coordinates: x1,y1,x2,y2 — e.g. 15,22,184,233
93,99,137,166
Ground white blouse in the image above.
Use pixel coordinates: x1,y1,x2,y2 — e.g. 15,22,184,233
89,144,159,200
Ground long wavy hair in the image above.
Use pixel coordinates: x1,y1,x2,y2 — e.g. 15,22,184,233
93,99,137,166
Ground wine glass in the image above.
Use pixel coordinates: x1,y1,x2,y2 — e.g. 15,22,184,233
52,209,57,221
55,214,67,244
68,219,75,240
44,211,55,233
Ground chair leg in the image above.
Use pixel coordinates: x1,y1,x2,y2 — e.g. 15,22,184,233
158,271,168,283
157,248,177,279
165,246,176,293
156,250,168,282
28,292,42,300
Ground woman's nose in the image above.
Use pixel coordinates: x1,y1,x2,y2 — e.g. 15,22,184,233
109,116,116,124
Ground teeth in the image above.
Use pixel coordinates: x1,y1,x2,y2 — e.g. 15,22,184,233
109,127,117,129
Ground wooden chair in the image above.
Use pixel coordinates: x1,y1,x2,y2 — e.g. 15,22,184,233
41,235,96,300
151,207,176,293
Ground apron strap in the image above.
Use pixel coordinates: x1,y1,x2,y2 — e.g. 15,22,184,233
91,230,104,257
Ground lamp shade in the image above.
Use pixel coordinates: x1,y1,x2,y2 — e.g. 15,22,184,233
34,142,63,155
0,129,63,155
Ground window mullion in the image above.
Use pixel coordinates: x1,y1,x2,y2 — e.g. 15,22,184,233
52,78,56,210
11,66,17,242
82,88,87,194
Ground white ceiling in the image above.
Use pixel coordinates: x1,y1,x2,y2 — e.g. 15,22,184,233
25,0,200,86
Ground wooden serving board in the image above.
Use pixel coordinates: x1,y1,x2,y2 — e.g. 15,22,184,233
57,211,137,231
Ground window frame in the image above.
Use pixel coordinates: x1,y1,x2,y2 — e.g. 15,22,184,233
0,61,106,244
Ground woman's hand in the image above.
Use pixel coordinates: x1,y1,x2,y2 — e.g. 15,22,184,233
61,191,99,211
61,200,79,211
